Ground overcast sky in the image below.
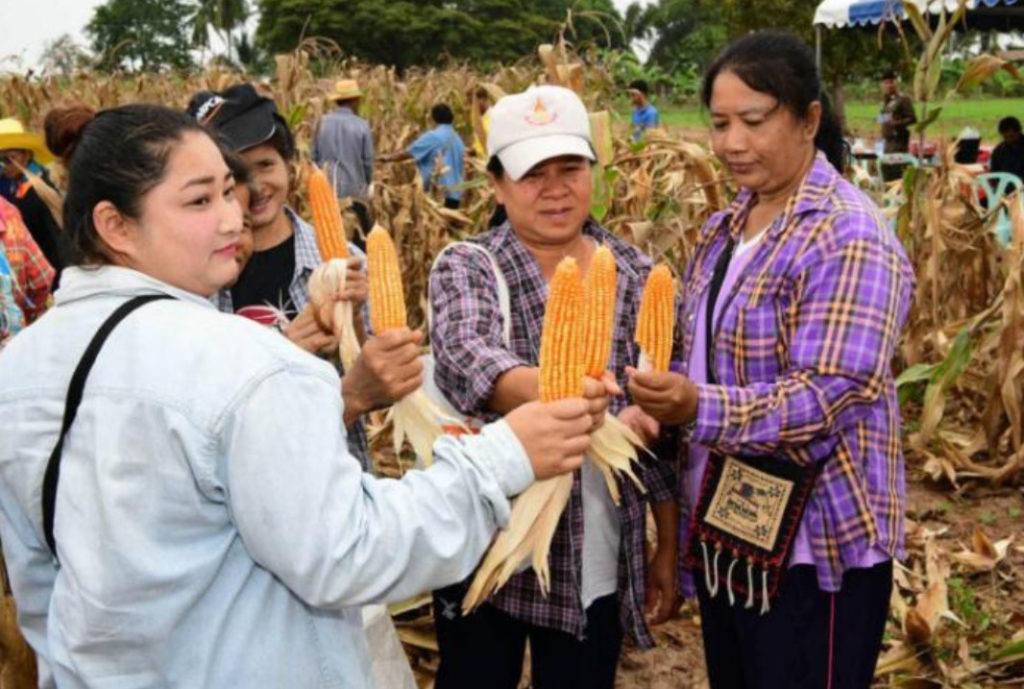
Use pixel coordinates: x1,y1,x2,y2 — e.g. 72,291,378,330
0,0,652,72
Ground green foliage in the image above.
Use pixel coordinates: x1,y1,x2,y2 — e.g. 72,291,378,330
87,0,196,72
190,0,250,65
255,0,624,71
604,50,700,103
621,0,908,111
948,577,992,631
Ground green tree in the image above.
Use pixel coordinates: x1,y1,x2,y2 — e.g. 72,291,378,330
190,0,250,64
628,0,726,75
716,0,911,113
87,0,195,71
255,0,624,71
39,34,92,77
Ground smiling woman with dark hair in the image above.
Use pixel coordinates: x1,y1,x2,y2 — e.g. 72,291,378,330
628,30,916,689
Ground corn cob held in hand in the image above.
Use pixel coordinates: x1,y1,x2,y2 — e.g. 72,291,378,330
366,225,462,464
580,245,646,504
635,264,675,373
306,167,361,371
463,257,585,611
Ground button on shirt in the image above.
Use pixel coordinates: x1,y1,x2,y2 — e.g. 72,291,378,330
407,124,465,202
0,265,535,689
313,105,375,199
676,152,915,595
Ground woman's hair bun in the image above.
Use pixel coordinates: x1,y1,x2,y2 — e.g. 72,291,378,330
44,105,97,162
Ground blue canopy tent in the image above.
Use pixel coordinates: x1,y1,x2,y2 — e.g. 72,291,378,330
813,0,1024,66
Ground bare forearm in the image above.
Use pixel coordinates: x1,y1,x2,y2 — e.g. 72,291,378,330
651,500,679,552
341,378,370,428
487,366,539,415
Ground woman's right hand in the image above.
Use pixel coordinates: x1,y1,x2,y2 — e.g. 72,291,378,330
582,373,623,431
506,399,591,480
284,304,338,355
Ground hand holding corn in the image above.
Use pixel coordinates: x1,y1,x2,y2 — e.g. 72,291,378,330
626,369,699,425
342,329,424,426
366,224,465,463
505,399,591,480
307,167,362,370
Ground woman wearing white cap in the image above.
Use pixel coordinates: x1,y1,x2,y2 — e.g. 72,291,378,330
429,85,680,689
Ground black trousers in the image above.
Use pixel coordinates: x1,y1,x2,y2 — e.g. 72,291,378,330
696,561,892,689
433,583,623,689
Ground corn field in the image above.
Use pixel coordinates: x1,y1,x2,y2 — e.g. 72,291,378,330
1,35,1023,689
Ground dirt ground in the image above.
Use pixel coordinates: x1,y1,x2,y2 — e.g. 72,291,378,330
614,478,1024,689
398,475,1024,689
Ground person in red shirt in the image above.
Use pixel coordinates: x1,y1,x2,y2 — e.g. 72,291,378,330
0,195,54,322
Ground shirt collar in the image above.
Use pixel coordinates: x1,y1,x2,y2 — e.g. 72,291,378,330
54,265,217,309
286,207,322,274
717,151,838,241
492,217,637,280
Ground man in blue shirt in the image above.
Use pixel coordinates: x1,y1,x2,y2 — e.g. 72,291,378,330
629,79,659,142
381,104,465,208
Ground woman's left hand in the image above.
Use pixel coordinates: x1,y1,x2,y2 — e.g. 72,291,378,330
645,543,680,625
626,368,699,426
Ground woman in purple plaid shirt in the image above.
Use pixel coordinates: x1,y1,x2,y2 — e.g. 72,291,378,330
429,85,681,689
629,32,915,689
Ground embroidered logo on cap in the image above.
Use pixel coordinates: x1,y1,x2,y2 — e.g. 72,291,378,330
195,96,226,126
524,97,558,127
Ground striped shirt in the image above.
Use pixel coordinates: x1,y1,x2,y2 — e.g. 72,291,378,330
430,220,679,647
678,152,914,593
0,196,53,323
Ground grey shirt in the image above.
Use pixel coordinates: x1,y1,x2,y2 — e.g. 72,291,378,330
313,105,374,199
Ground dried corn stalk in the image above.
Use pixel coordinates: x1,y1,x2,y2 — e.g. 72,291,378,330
367,225,462,464
463,257,584,611
306,167,361,371
635,264,675,372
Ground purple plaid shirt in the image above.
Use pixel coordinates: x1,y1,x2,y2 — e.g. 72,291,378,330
430,220,678,647
678,153,914,593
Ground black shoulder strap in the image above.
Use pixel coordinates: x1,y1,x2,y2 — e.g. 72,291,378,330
42,294,172,559
704,239,736,385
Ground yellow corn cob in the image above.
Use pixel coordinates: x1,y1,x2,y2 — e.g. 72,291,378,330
307,167,349,261
581,246,617,379
635,264,675,372
367,225,408,333
538,257,585,402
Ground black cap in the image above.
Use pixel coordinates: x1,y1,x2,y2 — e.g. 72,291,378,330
186,83,279,153
881,70,898,80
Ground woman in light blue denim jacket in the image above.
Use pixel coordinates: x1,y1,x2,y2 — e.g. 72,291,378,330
0,103,594,689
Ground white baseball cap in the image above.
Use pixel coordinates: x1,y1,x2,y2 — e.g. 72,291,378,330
486,85,596,181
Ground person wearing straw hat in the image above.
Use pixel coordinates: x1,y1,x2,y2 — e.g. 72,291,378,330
313,78,374,245
0,118,66,274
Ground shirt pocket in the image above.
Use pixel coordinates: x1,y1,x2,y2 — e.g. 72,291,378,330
733,277,792,381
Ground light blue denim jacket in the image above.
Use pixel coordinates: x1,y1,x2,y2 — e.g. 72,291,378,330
0,265,534,688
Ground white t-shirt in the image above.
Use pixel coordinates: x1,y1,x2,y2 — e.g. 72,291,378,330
580,457,622,609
